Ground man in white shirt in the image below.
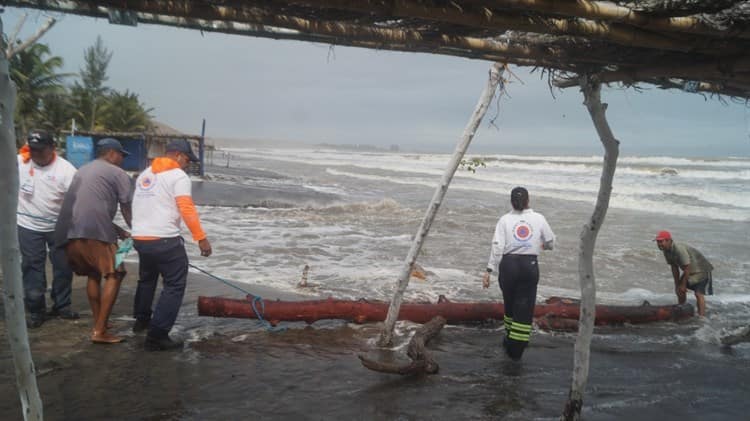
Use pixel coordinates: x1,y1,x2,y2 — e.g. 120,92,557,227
17,130,79,328
482,187,555,361
132,139,212,351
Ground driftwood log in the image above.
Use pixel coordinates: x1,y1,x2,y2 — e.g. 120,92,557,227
720,326,750,347
197,295,694,325
360,316,446,375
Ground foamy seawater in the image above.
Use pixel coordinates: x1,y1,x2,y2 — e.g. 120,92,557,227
183,147,749,348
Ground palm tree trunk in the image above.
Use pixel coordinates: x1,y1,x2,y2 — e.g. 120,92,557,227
378,62,505,346
0,17,44,421
562,75,620,420
90,101,97,131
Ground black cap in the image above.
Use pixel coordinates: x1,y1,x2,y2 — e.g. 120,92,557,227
166,139,199,162
97,138,130,156
27,130,55,149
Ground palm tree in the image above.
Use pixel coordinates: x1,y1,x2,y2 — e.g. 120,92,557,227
73,36,112,131
38,91,74,139
99,89,154,132
9,43,70,141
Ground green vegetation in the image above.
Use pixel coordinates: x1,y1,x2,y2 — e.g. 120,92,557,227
8,35,154,144
9,43,70,139
459,157,487,173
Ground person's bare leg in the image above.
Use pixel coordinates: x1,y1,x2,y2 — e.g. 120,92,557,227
676,289,687,305
695,292,706,317
87,276,101,326
92,273,124,343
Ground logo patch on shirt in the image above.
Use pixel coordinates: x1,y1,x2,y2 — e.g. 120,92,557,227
513,221,533,242
139,174,157,191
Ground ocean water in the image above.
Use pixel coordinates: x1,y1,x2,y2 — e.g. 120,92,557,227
180,148,749,351
192,148,750,332
116,147,749,418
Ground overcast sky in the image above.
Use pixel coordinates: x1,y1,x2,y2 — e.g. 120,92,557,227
7,8,750,157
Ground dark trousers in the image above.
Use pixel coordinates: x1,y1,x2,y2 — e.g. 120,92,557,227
498,254,539,360
18,225,73,314
133,237,189,338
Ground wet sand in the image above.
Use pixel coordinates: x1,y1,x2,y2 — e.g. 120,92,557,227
3,265,749,420
192,164,338,208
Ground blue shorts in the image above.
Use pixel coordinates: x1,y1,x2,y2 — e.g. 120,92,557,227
687,278,709,295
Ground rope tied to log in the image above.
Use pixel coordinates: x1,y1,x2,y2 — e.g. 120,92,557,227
188,263,286,332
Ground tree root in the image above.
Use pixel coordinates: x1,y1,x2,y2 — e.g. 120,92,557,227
360,316,446,375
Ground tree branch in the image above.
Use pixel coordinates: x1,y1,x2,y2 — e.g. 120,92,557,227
5,13,27,52
360,316,446,375
563,74,620,421
378,62,504,346
6,17,57,59
0,16,45,419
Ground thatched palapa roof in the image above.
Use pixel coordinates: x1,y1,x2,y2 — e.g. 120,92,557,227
6,0,750,98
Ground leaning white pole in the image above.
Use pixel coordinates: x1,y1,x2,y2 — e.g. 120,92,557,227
563,75,619,421
378,62,505,346
0,17,44,421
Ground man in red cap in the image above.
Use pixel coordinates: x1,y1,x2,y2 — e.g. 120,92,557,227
655,230,714,316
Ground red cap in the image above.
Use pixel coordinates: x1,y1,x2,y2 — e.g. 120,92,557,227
654,230,672,241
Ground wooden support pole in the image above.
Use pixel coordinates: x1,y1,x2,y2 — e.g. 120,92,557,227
462,0,746,38
378,62,504,347
562,75,620,421
289,0,707,53
288,0,746,38
0,17,44,421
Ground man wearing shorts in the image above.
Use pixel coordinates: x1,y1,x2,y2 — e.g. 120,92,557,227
655,230,714,317
55,138,133,343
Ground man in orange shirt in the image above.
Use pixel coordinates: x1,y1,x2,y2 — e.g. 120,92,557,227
131,139,212,351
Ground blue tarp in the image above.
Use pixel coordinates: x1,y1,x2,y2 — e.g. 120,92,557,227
66,136,95,168
65,135,147,171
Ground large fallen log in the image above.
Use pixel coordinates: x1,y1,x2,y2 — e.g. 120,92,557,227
359,316,446,375
197,295,694,326
720,326,750,346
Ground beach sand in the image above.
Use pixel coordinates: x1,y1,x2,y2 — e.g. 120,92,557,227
3,266,749,420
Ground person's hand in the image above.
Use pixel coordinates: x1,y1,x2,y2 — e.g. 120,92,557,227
118,230,131,240
198,238,212,257
482,272,490,289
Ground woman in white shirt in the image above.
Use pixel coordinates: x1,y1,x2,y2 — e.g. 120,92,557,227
482,187,555,361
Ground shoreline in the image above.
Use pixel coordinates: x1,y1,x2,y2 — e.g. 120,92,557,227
2,166,749,420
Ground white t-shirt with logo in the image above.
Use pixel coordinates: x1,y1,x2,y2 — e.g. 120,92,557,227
132,166,192,238
486,208,555,271
17,154,77,232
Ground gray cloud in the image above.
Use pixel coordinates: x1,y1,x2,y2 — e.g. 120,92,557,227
9,8,749,157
